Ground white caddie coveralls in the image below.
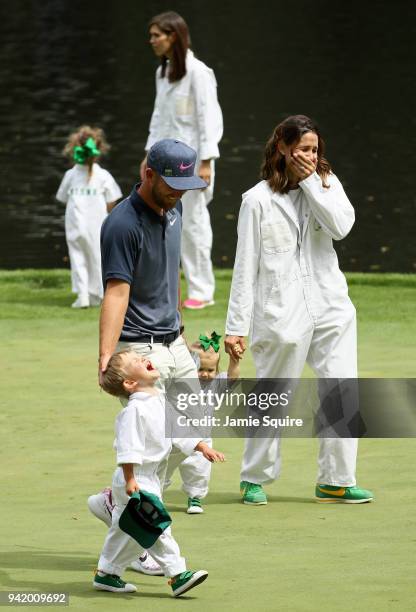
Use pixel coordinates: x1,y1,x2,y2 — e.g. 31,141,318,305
145,50,223,302
56,163,122,301
225,172,358,487
98,391,202,578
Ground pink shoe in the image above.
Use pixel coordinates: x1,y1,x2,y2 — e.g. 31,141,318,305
183,298,215,310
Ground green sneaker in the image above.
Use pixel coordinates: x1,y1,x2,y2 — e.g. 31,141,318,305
93,571,137,593
187,497,204,514
170,570,208,597
240,481,267,505
315,484,374,504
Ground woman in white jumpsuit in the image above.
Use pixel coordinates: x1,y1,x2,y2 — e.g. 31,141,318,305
141,11,223,309
225,115,373,505
57,126,122,308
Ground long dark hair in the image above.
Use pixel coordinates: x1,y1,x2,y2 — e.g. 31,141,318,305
261,115,331,193
149,11,191,82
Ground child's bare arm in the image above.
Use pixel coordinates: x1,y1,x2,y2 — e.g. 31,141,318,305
194,441,225,463
227,351,241,379
121,463,140,496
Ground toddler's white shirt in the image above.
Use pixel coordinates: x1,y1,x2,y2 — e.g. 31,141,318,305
114,391,200,466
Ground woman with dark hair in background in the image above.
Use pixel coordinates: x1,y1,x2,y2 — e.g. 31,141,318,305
225,115,373,506
141,10,223,310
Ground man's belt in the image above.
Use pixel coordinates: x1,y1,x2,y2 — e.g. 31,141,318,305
120,330,180,346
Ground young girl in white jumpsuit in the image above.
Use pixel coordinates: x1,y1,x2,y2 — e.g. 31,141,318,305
56,126,121,308
163,332,240,513
225,115,373,505
141,11,223,309
95,349,224,596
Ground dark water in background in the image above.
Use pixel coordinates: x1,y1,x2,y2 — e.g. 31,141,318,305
0,0,415,271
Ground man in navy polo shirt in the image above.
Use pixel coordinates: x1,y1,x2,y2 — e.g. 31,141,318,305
99,138,206,359
90,139,213,575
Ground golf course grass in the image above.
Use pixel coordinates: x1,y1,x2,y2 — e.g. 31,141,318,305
0,270,415,611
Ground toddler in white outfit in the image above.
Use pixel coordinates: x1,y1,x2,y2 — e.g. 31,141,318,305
56,125,122,308
94,348,225,597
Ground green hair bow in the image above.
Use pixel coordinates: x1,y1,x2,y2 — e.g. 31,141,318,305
73,137,100,164
199,331,222,353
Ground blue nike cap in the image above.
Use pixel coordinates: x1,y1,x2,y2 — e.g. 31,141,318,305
147,139,207,190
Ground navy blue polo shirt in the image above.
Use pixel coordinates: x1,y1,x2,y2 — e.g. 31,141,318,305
101,184,182,340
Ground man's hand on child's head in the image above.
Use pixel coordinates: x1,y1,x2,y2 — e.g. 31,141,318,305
125,477,140,496
195,441,225,463
98,353,111,387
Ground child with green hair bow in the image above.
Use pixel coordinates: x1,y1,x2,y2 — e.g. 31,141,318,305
190,331,241,381
162,331,240,516
56,125,122,308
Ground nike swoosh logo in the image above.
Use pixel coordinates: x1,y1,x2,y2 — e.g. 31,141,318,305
179,162,193,171
169,217,177,226
318,486,346,496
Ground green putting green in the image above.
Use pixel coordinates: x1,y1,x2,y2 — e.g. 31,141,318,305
0,270,415,611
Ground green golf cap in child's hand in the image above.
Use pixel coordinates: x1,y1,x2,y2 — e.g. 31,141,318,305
119,490,172,548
